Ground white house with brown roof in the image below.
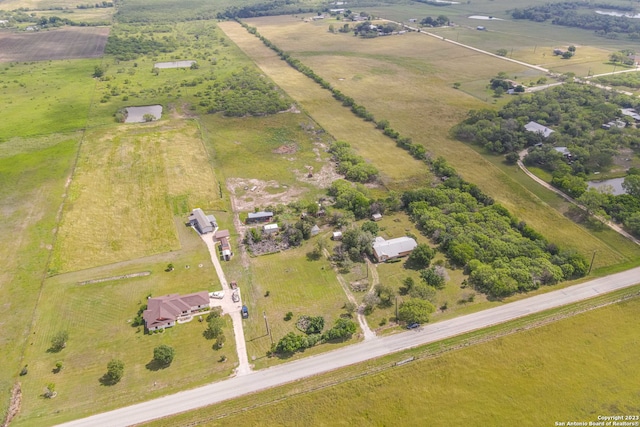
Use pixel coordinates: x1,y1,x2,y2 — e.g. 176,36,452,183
143,291,210,331
372,236,417,262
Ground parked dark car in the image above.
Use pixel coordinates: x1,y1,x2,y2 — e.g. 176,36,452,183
241,305,249,319
407,322,420,329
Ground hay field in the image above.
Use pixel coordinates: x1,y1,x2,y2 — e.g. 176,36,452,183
218,21,432,191
50,119,221,273
236,16,639,269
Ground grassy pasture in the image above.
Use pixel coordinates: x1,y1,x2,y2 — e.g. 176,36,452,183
235,241,354,369
0,0,94,10
218,20,432,191
15,243,235,427
0,134,79,420
34,8,114,24
240,16,640,269
50,118,221,274
0,58,100,139
145,293,640,427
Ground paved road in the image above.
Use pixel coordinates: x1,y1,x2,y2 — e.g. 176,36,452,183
58,266,640,427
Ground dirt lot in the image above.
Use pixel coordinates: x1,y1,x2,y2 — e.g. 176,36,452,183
0,27,109,62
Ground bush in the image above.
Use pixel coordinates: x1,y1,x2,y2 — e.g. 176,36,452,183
153,344,175,366
105,359,124,384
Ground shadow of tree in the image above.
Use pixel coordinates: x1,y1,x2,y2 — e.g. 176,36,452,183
98,374,120,386
145,359,170,372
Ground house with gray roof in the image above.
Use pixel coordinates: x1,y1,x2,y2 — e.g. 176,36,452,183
621,108,640,122
372,236,418,262
143,291,210,331
524,121,554,138
554,146,572,158
188,208,217,234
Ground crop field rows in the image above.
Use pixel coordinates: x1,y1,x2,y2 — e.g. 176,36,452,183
0,27,110,62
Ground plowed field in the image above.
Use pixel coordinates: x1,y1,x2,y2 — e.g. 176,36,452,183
0,26,109,62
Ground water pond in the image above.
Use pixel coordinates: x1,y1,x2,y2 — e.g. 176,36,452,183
125,105,163,123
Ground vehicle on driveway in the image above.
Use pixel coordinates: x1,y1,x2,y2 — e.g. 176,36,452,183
232,291,240,303
229,281,238,290
210,291,225,299
406,322,420,329
241,305,249,319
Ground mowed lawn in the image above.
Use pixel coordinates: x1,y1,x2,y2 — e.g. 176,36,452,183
239,16,640,269
218,21,432,191
0,134,80,419
148,296,640,427
239,242,354,369
50,119,221,273
0,59,100,139
16,246,236,427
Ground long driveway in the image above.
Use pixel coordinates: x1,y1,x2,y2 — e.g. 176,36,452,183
199,232,252,376
58,266,640,427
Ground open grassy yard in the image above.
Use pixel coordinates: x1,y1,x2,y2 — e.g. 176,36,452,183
0,59,101,139
237,16,640,270
15,240,235,427
236,241,354,369
50,118,221,273
146,295,640,427
0,134,80,420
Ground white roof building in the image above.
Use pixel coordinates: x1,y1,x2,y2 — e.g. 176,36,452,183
524,121,554,138
372,236,417,262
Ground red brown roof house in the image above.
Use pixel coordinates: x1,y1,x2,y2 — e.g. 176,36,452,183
143,291,210,331
215,229,233,261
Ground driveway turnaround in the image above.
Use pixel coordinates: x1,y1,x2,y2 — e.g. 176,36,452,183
58,266,640,427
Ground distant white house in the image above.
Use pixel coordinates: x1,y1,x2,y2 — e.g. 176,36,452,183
372,236,417,262
524,121,555,138
188,208,217,234
621,108,640,122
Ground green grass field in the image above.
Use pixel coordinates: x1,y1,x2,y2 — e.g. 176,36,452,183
50,119,221,273
234,241,354,369
14,236,235,426
235,16,640,269
0,134,80,420
0,60,100,139
144,295,640,427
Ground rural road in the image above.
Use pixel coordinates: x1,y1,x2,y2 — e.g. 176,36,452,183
58,266,640,427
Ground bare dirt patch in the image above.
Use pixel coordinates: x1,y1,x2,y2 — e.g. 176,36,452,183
272,144,298,154
0,27,109,62
2,382,21,427
227,178,306,211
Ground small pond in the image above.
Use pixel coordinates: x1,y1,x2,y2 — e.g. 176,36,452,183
587,177,626,195
125,105,163,123
154,61,196,69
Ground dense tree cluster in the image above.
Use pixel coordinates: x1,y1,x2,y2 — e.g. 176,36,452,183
329,141,379,183
420,15,449,27
403,184,588,298
511,2,640,39
105,34,177,61
209,69,290,117
596,71,640,89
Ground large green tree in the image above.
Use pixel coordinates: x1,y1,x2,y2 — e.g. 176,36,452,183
398,298,435,324
153,344,175,366
105,359,124,384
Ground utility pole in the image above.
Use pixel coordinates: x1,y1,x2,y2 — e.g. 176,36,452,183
395,297,399,322
588,251,597,274
263,311,273,345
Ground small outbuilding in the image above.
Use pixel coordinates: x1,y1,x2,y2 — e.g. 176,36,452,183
371,213,383,222
332,231,343,241
247,211,274,224
554,147,572,158
263,223,279,234
311,225,320,236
